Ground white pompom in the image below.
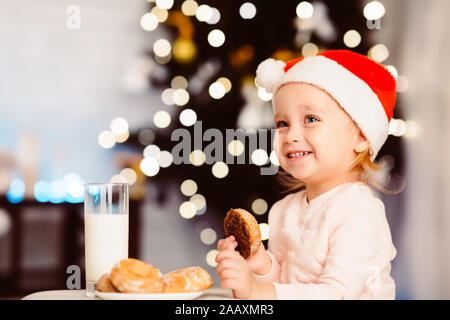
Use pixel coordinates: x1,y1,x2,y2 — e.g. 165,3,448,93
255,58,286,94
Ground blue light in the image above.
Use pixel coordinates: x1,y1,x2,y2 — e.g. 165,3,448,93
34,180,51,202
7,179,25,203
49,180,65,204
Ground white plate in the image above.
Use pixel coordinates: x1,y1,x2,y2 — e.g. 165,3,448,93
95,290,205,300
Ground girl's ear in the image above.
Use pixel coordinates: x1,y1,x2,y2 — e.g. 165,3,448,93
354,131,370,153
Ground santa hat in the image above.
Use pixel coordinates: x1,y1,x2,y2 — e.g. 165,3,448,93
255,50,396,161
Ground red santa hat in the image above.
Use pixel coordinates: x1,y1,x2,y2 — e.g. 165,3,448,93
255,49,396,161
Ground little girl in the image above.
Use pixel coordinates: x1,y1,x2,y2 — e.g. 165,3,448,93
216,50,399,300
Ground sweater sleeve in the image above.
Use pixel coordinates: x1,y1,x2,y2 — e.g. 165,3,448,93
274,196,392,300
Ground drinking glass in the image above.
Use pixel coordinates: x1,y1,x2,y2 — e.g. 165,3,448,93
84,183,129,297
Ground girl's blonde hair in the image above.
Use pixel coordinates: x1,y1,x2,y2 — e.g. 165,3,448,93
276,148,405,195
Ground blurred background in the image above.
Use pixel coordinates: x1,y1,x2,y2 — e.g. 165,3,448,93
0,0,448,299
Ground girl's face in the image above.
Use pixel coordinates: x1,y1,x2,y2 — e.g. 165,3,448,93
273,82,367,187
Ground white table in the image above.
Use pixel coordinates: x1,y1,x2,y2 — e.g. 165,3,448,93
22,287,235,300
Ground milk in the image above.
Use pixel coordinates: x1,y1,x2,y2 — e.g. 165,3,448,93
84,213,128,282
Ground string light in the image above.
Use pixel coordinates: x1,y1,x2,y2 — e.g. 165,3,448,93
158,150,174,168
259,223,270,240
143,144,161,159
252,198,268,215
208,82,226,99
296,1,314,19
181,0,198,16
140,157,160,176
140,13,158,31
190,194,206,211
190,150,206,166
161,88,175,105
257,87,272,101
302,42,318,57
151,7,168,22
343,30,361,48
239,2,257,19
153,110,171,128
207,7,221,24
251,149,269,166
363,1,385,20
385,65,398,80
153,39,172,57
211,162,229,179
155,0,173,10
196,4,213,22
269,150,280,166
388,118,407,137
98,130,116,149
120,168,138,185
179,201,197,219
173,88,190,106
114,131,129,143
171,76,188,90
207,29,225,48
110,117,129,135
200,228,217,245
216,77,232,93
228,139,245,157
181,179,198,196
368,44,389,63
179,108,197,127
206,249,219,267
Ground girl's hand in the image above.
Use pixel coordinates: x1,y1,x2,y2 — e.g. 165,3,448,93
246,244,272,276
217,236,272,276
215,249,256,299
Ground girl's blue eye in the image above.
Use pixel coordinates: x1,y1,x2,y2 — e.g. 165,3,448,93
276,121,288,128
305,115,319,123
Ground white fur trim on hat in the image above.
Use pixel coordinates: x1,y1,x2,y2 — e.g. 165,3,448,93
269,55,389,161
255,58,286,94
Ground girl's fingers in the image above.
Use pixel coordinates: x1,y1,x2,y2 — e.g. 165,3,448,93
217,236,235,251
215,249,240,264
216,258,241,274
218,268,239,280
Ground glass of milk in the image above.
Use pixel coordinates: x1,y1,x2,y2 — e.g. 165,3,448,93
84,183,129,297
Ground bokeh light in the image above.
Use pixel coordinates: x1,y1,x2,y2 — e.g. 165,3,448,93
252,198,268,215
239,2,257,19
343,30,361,48
179,108,197,127
179,201,197,219
259,223,270,241
363,1,386,20
153,110,171,128
207,29,225,47
206,249,219,267
140,157,160,176
200,228,217,245
181,179,198,196
212,162,229,179
140,13,158,31
296,1,314,19
208,82,226,99
98,130,116,149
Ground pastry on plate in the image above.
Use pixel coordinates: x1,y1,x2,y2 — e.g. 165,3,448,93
162,266,213,293
110,258,163,293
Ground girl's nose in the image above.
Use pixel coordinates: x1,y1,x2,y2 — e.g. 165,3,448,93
286,126,303,143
